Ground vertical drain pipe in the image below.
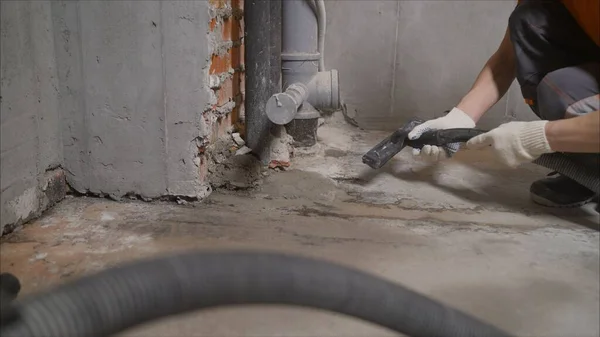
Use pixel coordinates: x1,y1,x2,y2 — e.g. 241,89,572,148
281,0,319,87
266,0,340,147
245,0,282,163
281,0,320,147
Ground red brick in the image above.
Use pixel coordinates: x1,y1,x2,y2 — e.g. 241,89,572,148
238,19,244,40
209,18,217,32
231,45,241,69
232,0,243,11
221,114,233,135
269,160,291,169
221,17,242,42
217,76,234,106
209,0,227,9
216,72,241,105
231,106,241,130
209,53,231,75
198,155,209,181
222,18,233,40
232,18,242,41
233,71,241,96
211,115,233,141
239,43,245,67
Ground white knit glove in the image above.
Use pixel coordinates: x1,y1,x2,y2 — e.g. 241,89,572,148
466,120,553,168
408,107,476,161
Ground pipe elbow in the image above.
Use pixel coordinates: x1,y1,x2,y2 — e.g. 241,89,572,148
266,83,309,125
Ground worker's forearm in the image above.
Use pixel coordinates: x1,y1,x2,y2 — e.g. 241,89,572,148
456,28,516,123
545,110,600,153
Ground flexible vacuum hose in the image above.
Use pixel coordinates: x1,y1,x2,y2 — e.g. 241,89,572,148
1,251,512,337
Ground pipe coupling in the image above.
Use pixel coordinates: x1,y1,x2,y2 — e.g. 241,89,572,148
307,69,340,112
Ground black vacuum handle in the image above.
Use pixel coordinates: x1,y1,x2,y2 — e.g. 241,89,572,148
407,128,487,149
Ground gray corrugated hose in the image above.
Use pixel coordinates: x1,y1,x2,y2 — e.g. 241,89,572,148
0,250,514,337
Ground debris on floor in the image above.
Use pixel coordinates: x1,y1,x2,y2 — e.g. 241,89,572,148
235,146,252,156
206,136,263,190
1,115,598,337
232,132,245,147
268,126,295,170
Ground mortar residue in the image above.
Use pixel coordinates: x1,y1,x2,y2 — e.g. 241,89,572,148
207,136,263,190
268,126,295,169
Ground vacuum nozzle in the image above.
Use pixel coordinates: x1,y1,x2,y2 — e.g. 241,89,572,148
362,118,487,170
362,119,424,169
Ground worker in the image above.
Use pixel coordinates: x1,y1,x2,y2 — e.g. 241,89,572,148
408,0,600,208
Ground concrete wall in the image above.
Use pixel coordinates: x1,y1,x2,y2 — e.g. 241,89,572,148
1,1,66,234
1,0,246,233
325,0,535,130
52,0,215,199
51,0,245,200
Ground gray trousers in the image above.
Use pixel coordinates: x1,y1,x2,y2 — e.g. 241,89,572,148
509,0,600,182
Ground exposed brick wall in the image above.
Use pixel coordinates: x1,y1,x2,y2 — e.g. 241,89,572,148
196,0,246,186
207,0,245,141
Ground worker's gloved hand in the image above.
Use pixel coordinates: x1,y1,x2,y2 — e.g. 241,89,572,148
466,120,553,168
408,107,476,160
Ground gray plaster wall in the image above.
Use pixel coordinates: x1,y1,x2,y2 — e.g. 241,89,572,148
325,0,535,130
1,1,63,233
52,0,212,199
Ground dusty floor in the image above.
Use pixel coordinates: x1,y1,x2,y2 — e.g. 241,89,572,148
1,115,599,337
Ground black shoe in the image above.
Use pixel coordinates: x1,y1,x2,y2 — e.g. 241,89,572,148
530,173,598,208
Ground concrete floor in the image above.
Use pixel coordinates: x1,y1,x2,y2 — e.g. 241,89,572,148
1,115,599,337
